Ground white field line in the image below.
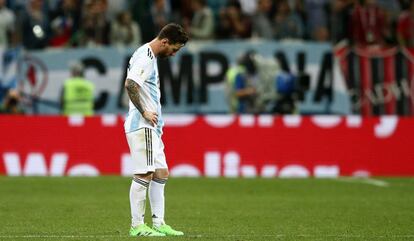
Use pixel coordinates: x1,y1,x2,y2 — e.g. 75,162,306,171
1,234,414,239
336,177,390,187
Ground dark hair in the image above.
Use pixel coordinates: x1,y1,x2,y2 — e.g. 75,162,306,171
238,50,257,75
157,23,189,45
227,0,242,10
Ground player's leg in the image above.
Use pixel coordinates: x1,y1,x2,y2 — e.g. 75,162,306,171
148,131,168,226
126,129,165,237
149,134,184,236
150,168,168,227
129,173,151,227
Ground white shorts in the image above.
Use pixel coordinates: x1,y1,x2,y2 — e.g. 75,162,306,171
126,128,168,174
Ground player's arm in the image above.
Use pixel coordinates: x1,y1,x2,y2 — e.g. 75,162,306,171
125,78,158,126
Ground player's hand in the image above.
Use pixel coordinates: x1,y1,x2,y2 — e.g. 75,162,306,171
143,111,158,126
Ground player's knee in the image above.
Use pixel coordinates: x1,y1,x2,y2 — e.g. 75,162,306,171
163,169,169,179
154,168,169,179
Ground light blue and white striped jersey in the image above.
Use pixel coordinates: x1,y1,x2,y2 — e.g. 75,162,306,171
124,43,164,136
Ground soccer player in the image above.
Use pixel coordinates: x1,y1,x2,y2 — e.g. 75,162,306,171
124,23,188,237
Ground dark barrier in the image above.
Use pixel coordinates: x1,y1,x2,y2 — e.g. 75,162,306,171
335,46,414,116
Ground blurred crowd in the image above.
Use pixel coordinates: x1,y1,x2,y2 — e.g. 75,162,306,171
1,0,414,50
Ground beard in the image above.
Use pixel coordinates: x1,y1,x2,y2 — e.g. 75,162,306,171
158,48,175,58
158,52,170,59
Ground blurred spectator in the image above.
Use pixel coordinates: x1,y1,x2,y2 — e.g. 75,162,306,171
128,0,153,42
0,0,15,48
21,0,50,49
6,0,26,11
397,0,414,47
216,0,252,39
331,0,355,43
106,0,128,20
377,0,401,21
351,0,386,46
61,61,95,116
238,0,257,16
251,0,274,39
110,11,141,47
377,0,400,44
273,0,304,40
304,0,330,41
206,0,228,14
151,0,171,34
48,0,81,47
399,0,412,10
5,0,26,46
78,0,110,47
0,89,24,114
288,0,307,28
170,0,192,21
184,0,215,40
225,51,257,113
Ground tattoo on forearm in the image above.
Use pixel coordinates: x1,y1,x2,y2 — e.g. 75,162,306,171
125,79,145,114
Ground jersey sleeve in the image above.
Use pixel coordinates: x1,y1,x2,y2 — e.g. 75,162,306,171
127,54,153,86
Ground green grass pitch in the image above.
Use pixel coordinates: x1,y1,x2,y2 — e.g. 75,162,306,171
0,177,413,241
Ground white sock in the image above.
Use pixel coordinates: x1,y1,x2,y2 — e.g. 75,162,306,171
130,178,149,227
149,178,167,227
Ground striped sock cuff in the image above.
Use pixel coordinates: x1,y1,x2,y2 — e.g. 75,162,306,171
152,177,167,185
133,178,150,188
